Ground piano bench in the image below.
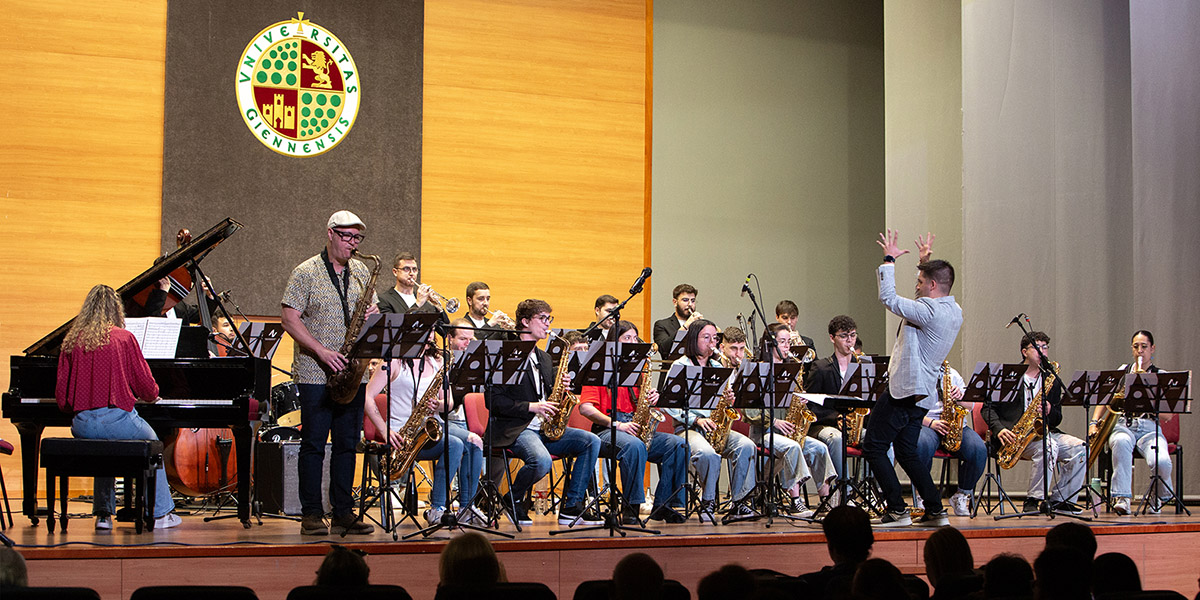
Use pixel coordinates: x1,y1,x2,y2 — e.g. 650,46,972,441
40,438,163,534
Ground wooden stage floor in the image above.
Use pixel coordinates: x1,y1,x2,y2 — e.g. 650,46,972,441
7,500,1200,600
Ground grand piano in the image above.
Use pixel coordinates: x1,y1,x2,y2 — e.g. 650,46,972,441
2,218,270,528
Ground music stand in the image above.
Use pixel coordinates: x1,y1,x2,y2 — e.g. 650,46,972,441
1122,370,1192,516
833,359,891,516
348,312,440,538
455,338,536,537
806,393,875,518
658,362,734,525
962,362,1025,517
1064,369,1125,515
550,340,659,536
725,360,806,526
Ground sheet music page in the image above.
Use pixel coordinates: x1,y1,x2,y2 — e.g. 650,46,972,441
140,318,183,359
124,318,150,348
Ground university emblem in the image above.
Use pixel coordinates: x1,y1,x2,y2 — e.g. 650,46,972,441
235,13,360,157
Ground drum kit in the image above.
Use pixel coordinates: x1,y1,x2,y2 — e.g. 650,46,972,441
259,382,302,443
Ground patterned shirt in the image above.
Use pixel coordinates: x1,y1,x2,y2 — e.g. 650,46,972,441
282,252,378,384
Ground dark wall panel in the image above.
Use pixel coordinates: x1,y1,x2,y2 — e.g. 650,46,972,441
162,0,422,315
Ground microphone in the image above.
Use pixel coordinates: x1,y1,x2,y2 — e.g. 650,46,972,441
741,274,752,297
1005,313,1025,329
218,289,233,302
629,267,652,294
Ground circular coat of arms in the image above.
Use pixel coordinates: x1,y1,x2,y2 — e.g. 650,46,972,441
235,13,360,157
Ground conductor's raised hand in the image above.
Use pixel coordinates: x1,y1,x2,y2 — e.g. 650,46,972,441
877,229,910,260
916,232,935,264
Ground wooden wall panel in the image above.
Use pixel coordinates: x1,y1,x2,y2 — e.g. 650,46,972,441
422,0,649,334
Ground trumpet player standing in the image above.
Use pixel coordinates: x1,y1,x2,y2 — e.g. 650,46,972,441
462,281,514,339
377,251,444,315
1089,330,1173,515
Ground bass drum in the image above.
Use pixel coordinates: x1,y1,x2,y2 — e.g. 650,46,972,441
259,426,302,444
271,382,302,427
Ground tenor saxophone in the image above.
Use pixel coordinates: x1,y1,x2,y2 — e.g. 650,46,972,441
939,361,970,452
326,251,381,404
632,343,666,450
539,339,580,441
841,352,870,446
1087,357,1143,470
783,364,816,442
705,352,741,453
388,365,445,480
997,362,1057,469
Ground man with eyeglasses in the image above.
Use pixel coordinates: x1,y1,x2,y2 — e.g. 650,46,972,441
486,299,603,526
377,251,442,315
804,316,863,502
280,210,378,536
983,331,1085,514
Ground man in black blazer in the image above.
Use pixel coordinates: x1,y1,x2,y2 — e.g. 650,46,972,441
461,281,513,340
376,251,443,315
776,300,817,355
485,299,602,526
981,331,1084,513
652,283,701,359
803,315,863,481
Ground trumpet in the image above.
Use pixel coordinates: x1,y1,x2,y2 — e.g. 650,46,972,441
420,284,459,313
487,309,516,330
789,330,816,362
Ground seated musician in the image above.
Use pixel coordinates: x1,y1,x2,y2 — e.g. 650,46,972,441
486,299,602,527
775,300,817,353
55,284,181,530
1089,330,1174,515
443,318,485,524
461,281,514,340
983,331,1085,513
585,294,620,340
740,324,821,518
661,319,756,523
652,284,703,358
210,315,236,357
578,321,689,524
376,252,442,315
913,364,985,516
364,333,477,526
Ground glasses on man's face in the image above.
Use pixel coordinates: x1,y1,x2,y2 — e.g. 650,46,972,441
1030,344,1050,352
332,229,365,243
397,266,419,273
835,332,858,340
534,314,554,324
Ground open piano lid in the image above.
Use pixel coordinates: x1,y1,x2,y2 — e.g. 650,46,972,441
23,218,243,356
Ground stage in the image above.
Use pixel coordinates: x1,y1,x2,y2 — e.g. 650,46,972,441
7,501,1200,600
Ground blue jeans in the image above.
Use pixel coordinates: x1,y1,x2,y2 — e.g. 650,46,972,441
862,392,942,514
916,424,987,495
812,425,844,478
677,428,757,503
447,421,483,506
71,407,175,518
508,428,601,508
415,434,464,510
596,424,688,506
297,383,365,517
1108,417,1173,499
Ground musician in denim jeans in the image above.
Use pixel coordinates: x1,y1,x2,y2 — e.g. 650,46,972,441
863,231,963,528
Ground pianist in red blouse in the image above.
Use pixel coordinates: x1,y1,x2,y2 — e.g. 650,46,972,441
55,284,181,530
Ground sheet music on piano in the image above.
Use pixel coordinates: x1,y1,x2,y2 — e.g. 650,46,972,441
124,317,183,359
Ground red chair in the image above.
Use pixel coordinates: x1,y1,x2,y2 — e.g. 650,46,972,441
0,438,13,529
1158,415,1185,512
464,393,525,522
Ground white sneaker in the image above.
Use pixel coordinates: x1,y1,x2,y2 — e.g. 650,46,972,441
424,507,444,526
949,492,972,516
1113,497,1130,516
698,500,717,523
154,513,182,529
457,505,488,526
912,494,925,512
95,515,113,530
791,498,815,518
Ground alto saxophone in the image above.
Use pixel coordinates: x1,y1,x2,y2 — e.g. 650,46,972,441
997,362,1057,469
326,251,382,404
1087,357,1143,471
706,351,741,453
539,339,580,441
939,361,970,452
783,364,816,443
841,352,870,446
632,343,666,450
388,364,445,480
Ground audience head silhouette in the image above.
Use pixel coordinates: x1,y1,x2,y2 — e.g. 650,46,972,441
823,505,874,564
923,526,974,587
852,558,910,600
439,532,505,586
697,564,756,600
314,545,370,587
0,546,28,588
1093,552,1141,596
1034,546,1091,600
1045,522,1097,561
612,552,664,600
982,553,1033,599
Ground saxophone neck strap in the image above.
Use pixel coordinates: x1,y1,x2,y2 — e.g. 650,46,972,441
321,248,352,327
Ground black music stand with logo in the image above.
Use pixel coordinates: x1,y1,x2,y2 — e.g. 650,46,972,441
550,340,658,536
1121,370,1191,516
831,359,891,517
1064,369,1125,515
452,338,536,538
962,361,1026,517
347,312,440,539
725,360,806,526
657,362,734,525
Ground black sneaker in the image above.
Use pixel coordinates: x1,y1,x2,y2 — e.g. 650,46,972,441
874,509,912,528
1023,498,1045,513
648,505,686,524
698,500,718,523
501,494,532,526
723,501,757,524
1051,500,1083,515
914,508,949,527
621,506,642,526
558,504,603,526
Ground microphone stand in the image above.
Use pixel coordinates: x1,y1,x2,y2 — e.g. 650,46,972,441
552,273,658,536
